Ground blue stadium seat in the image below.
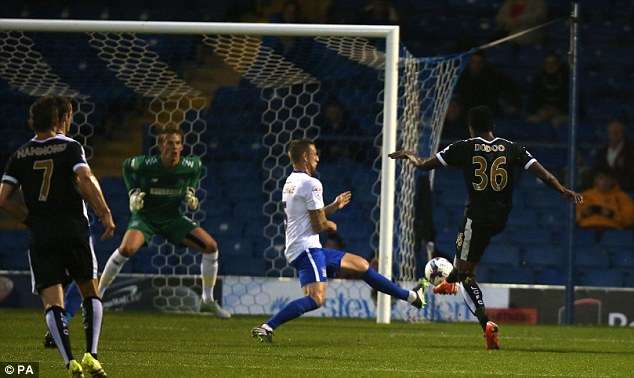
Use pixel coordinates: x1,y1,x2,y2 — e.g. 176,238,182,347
480,244,520,267
574,246,610,269
574,228,601,246
523,245,564,268
577,269,623,287
622,271,634,288
488,267,534,284
611,249,634,269
501,228,553,245
506,209,538,228
535,268,565,285
600,230,634,248
475,266,490,283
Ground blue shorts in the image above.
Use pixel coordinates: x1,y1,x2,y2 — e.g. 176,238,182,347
290,248,345,287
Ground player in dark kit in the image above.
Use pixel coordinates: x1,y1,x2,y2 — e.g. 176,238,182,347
390,106,582,350
0,96,115,377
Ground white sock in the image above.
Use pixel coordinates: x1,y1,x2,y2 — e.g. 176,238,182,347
201,251,219,303
407,290,417,303
98,249,129,297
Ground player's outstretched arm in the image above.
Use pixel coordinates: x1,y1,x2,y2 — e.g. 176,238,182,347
528,162,583,204
75,166,116,240
389,150,443,171
0,183,27,222
308,208,337,234
324,191,351,216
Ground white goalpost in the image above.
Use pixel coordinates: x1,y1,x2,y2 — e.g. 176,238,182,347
0,18,464,324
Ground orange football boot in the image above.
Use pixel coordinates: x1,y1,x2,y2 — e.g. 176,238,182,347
432,280,458,295
484,321,500,350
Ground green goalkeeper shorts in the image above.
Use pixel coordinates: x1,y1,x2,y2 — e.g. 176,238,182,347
127,213,198,245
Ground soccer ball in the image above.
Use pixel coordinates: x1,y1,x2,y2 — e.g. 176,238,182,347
424,257,454,286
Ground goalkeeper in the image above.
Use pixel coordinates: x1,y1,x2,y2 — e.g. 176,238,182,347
100,128,229,317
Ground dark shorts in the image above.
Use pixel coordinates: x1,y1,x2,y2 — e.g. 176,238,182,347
455,216,505,263
290,248,345,287
128,213,198,245
28,218,96,294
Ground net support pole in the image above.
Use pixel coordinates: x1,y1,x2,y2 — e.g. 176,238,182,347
376,27,400,325
564,1,579,325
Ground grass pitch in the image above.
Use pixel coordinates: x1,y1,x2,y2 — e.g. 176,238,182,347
1,309,633,377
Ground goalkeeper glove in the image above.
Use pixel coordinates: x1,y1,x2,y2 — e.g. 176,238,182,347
185,187,199,210
129,188,145,213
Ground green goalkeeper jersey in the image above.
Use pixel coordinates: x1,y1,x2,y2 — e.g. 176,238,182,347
122,155,202,221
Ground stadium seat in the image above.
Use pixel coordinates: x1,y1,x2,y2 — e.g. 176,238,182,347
475,266,490,283
574,228,601,246
488,267,534,284
506,209,538,228
600,230,634,248
501,228,553,245
577,269,623,287
622,271,634,288
535,268,565,285
480,244,521,267
574,246,610,269
523,245,564,268
610,249,634,269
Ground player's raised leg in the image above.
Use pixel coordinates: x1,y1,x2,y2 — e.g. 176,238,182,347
339,252,426,308
181,227,230,318
76,279,107,377
98,230,144,296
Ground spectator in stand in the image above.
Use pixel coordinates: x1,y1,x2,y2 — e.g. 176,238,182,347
318,98,368,161
576,172,634,231
496,0,547,46
274,0,302,23
269,0,304,54
443,97,468,139
593,120,634,191
361,0,399,25
527,52,569,128
456,51,521,120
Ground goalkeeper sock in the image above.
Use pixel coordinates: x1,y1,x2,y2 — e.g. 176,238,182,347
460,278,489,331
98,249,129,297
81,296,103,359
201,252,218,303
361,268,409,302
266,296,319,330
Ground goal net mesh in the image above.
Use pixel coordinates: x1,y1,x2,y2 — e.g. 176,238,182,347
0,28,466,313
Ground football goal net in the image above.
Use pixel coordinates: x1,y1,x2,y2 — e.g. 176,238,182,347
0,19,466,323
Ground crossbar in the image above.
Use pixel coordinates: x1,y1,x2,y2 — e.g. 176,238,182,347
0,18,396,37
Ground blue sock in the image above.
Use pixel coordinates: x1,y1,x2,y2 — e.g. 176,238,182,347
362,268,409,301
266,296,319,330
63,282,83,324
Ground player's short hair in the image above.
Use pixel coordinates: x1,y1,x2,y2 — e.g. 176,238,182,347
468,106,494,133
157,128,184,145
29,96,60,132
53,97,73,119
287,139,314,164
